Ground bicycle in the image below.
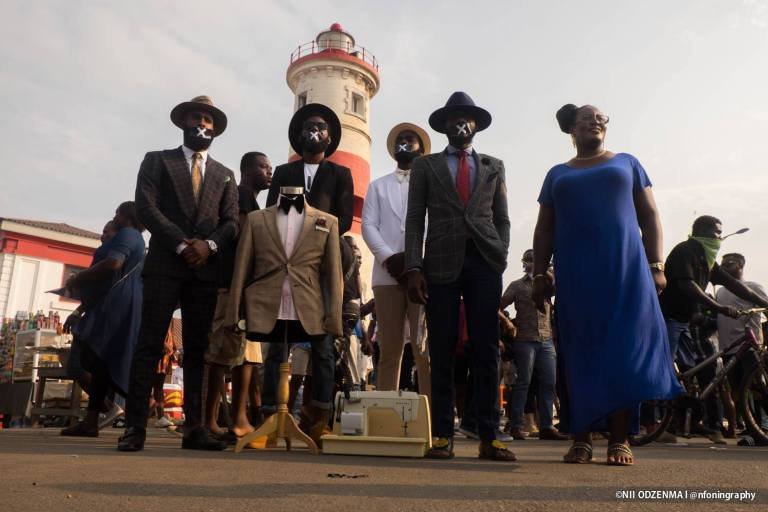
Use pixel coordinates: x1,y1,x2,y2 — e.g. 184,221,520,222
631,308,768,446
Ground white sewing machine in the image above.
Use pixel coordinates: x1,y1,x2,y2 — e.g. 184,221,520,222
321,390,432,457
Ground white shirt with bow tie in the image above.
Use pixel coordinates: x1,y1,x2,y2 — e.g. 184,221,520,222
362,167,415,287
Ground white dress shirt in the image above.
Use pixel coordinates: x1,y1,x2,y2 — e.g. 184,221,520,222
276,202,306,320
182,145,208,178
304,163,319,192
176,145,210,255
362,167,413,287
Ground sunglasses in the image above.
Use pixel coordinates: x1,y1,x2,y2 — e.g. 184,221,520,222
303,121,328,131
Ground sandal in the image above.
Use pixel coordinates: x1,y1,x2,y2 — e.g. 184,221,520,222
563,442,593,464
607,443,634,466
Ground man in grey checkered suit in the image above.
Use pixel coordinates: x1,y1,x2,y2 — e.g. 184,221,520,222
405,92,514,461
118,96,238,452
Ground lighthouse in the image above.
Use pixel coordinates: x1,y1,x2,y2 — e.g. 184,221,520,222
286,23,380,293
285,23,380,234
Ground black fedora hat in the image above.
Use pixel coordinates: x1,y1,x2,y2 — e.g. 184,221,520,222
428,91,492,134
288,103,342,157
170,95,228,136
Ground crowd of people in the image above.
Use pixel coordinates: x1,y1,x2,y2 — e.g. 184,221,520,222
60,93,768,466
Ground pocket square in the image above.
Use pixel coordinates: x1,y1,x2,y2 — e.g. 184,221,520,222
315,225,330,232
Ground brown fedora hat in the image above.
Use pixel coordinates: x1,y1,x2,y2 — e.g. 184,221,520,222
170,95,228,136
386,122,431,160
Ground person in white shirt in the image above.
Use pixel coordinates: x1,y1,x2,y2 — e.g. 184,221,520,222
362,123,432,400
716,252,767,423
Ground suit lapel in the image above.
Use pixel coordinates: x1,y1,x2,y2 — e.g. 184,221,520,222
196,158,227,224
428,154,463,209
290,206,318,261
467,152,490,210
262,207,287,261
385,173,405,224
309,160,331,200
162,148,196,221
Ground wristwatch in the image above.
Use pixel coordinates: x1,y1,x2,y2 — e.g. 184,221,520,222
649,262,665,272
206,240,218,254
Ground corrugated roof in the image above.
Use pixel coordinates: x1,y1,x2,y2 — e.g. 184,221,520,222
0,217,101,240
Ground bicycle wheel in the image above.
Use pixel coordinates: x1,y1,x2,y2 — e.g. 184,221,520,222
738,361,768,445
630,400,675,446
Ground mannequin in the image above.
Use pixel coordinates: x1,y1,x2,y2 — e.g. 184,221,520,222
227,186,343,452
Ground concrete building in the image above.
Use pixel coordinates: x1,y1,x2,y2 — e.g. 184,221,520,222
0,218,100,320
285,22,380,295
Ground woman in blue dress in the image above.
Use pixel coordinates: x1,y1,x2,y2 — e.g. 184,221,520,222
532,104,683,465
61,201,145,437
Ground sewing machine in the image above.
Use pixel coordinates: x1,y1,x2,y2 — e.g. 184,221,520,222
321,390,432,457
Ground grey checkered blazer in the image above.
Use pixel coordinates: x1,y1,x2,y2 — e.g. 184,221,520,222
404,151,510,284
135,147,239,283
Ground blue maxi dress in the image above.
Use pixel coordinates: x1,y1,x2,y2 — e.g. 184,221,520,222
538,153,683,434
75,227,145,394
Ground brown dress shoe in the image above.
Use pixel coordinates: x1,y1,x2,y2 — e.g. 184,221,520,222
539,428,570,441
507,428,527,440
479,440,517,461
426,438,455,459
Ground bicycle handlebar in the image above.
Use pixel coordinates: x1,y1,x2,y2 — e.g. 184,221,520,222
739,307,767,317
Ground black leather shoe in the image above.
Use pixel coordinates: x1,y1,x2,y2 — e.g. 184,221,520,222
117,426,146,452
182,426,227,451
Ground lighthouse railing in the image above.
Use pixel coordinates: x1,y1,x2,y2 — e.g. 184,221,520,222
289,40,379,72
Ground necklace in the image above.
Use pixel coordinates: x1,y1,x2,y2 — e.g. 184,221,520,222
572,149,607,160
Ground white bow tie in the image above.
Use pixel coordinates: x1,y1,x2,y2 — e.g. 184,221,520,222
395,168,410,183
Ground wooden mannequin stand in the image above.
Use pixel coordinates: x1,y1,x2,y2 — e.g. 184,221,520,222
234,326,318,454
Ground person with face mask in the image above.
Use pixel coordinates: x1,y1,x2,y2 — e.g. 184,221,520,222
404,92,515,461
362,123,432,402
263,103,353,444
660,216,768,366
266,103,353,234
119,96,238,452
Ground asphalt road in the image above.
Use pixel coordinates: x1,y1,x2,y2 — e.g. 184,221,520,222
1,428,766,511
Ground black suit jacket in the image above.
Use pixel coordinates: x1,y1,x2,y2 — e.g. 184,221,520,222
237,184,260,214
135,147,239,283
266,159,354,234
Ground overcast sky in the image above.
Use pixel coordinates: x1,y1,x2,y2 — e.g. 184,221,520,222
2,0,767,288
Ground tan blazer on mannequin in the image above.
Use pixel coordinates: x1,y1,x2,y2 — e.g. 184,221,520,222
226,204,343,337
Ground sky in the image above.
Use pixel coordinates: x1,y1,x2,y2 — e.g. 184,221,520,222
2,0,768,288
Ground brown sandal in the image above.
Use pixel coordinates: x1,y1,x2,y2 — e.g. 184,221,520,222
563,442,593,463
607,443,634,466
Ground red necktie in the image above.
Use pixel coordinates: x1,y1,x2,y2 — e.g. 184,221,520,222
456,150,471,206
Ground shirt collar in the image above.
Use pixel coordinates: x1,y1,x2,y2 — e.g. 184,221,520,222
446,144,473,156
394,166,411,183
182,145,208,163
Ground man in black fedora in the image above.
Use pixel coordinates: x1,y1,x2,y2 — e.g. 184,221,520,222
405,91,514,461
119,95,238,452
267,103,353,234
264,103,353,445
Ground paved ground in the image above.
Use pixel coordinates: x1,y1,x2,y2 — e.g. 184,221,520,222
1,428,766,511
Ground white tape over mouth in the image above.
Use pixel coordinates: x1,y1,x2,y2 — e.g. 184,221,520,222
308,131,321,142
396,143,411,153
195,127,212,139
455,122,470,136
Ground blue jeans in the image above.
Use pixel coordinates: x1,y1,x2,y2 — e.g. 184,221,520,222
509,339,557,430
665,318,696,368
262,335,335,412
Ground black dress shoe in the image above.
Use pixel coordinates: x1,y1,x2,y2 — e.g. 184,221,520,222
117,426,146,452
182,426,227,451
